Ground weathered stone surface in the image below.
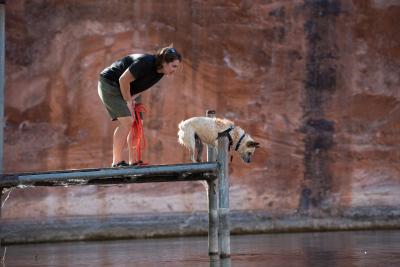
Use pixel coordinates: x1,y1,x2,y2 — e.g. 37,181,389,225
3,210,400,244
2,0,400,239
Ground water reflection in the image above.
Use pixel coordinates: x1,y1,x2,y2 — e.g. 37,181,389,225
3,230,400,267
209,255,230,267
209,255,219,267
219,258,231,267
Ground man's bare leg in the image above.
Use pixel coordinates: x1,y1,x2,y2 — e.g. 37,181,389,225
112,116,133,165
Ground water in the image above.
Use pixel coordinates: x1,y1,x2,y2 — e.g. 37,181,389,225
3,230,400,267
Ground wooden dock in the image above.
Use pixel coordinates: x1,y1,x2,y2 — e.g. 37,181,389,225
0,162,219,188
0,111,232,258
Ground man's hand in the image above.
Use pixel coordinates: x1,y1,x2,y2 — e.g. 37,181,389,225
127,99,135,119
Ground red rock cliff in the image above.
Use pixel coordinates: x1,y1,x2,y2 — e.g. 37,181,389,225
3,0,400,228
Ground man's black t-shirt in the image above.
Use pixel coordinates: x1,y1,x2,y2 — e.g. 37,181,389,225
100,54,164,95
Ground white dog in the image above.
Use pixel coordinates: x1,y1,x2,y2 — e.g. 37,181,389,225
178,117,260,163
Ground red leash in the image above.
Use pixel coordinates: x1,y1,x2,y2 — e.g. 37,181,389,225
131,103,148,166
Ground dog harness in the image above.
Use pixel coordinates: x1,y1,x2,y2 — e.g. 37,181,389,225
218,126,234,150
218,126,246,151
235,133,246,151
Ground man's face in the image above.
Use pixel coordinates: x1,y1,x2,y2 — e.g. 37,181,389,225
163,59,180,75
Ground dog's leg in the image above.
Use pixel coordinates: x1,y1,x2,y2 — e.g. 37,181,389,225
195,134,204,162
189,144,196,163
178,124,197,162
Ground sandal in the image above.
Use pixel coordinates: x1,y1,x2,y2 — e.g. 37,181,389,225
112,161,130,168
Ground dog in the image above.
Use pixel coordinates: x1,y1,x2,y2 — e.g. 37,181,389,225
178,117,260,163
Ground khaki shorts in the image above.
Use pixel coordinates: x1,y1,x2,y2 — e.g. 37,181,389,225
98,76,132,121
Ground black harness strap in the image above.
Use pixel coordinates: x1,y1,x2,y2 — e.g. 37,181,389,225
235,133,246,151
218,126,234,151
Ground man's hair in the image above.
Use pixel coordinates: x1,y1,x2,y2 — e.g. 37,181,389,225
155,45,182,69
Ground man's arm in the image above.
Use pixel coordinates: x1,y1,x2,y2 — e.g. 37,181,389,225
119,68,135,103
119,68,136,114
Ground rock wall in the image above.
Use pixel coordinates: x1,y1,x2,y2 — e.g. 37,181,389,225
2,0,400,238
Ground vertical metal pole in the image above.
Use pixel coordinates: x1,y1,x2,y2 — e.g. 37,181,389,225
217,132,230,258
0,188,2,248
206,110,218,256
0,0,6,251
0,0,4,174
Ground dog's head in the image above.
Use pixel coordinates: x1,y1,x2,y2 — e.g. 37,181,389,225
236,134,260,163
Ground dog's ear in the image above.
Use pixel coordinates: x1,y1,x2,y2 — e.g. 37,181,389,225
247,141,260,148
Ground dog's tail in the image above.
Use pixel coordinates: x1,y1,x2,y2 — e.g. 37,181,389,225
178,120,196,149
177,120,187,146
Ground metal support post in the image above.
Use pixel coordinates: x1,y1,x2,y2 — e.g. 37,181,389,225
217,131,230,258
206,110,218,256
